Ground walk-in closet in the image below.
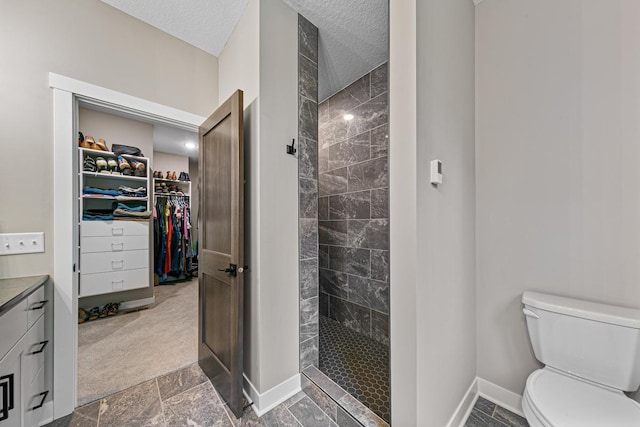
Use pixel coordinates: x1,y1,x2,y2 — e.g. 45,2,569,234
75,106,200,405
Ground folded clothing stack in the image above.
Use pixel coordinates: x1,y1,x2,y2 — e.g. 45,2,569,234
118,186,147,198
82,209,114,221
83,186,120,197
113,202,151,219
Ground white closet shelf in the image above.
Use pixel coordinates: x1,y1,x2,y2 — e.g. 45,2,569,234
81,171,148,182
154,178,191,184
81,195,148,201
78,147,148,161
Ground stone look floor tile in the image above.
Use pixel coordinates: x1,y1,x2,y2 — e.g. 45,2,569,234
301,375,338,421
261,405,303,426
466,409,508,427
465,398,529,427
474,397,497,416
162,381,232,427
98,379,164,427
493,406,529,427
157,362,208,401
338,394,387,427
288,396,338,426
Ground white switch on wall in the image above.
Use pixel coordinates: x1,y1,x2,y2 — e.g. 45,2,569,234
1,232,45,255
430,159,443,185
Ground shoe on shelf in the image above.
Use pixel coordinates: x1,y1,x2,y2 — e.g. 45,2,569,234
107,158,118,173
96,138,108,151
83,135,96,149
95,157,108,173
165,171,171,180
171,171,177,180
118,156,131,171
83,156,97,172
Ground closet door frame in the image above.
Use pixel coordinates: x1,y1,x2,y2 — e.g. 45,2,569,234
50,73,205,420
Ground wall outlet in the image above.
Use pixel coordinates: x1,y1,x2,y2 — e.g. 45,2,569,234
0,232,45,255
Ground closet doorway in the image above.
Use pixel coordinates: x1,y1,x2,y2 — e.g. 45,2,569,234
75,105,200,406
51,75,246,419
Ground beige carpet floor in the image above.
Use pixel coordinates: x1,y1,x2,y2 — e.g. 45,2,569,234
77,279,198,406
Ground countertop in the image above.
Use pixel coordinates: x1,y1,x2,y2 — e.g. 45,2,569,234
0,275,49,315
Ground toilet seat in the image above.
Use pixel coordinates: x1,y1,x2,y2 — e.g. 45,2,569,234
523,368,640,427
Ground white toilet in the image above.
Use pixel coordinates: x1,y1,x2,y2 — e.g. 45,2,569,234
522,291,640,427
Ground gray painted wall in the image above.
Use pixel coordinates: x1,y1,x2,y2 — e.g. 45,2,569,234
0,0,218,279
317,64,389,345
218,0,300,394
390,0,476,425
476,0,640,402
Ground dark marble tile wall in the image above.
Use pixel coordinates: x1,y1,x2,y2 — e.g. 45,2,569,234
318,63,389,345
299,14,320,371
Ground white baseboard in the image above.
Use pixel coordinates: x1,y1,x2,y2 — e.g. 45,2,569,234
451,377,525,426
243,373,301,417
477,377,525,417
446,377,479,427
120,296,155,311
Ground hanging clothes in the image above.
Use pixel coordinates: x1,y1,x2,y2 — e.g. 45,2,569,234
153,195,194,282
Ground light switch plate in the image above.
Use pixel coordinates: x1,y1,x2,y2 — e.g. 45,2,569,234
0,232,45,255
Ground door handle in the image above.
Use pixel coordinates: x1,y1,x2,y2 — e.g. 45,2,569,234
218,264,237,277
29,300,48,310
30,390,48,411
29,340,49,355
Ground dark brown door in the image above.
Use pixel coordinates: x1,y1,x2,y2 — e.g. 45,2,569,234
198,90,244,418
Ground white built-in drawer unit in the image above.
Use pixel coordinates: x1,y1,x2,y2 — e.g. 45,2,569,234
81,235,148,253
81,250,149,275
80,268,149,297
79,220,150,297
80,220,149,237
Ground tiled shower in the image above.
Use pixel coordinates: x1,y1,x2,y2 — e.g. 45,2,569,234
297,14,390,424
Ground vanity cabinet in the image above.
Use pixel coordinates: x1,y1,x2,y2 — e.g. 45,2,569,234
0,279,50,426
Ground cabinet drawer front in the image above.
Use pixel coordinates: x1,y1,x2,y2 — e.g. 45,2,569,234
81,220,149,237
81,235,148,253
80,269,149,297
0,299,27,361
23,316,46,387
0,342,22,427
23,364,47,427
26,285,47,330
81,250,148,275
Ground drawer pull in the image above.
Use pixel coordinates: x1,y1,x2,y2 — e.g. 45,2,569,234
29,340,49,355
111,260,124,270
0,374,14,421
111,243,124,251
30,390,48,411
112,228,124,236
112,280,124,289
29,300,48,310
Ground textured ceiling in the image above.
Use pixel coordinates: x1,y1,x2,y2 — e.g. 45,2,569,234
282,0,388,101
100,0,248,56
100,0,388,101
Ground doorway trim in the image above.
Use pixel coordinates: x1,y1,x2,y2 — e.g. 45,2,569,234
49,72,206,419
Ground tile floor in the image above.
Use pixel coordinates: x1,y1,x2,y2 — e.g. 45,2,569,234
465,397,529,427
45,363,356,427
319,316,390,422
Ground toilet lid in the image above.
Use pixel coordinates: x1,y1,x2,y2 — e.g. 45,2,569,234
526,369,640,427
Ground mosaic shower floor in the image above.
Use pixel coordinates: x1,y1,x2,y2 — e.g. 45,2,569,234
319,315,390,422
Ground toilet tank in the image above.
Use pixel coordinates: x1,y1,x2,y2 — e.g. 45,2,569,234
522,291,640,392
